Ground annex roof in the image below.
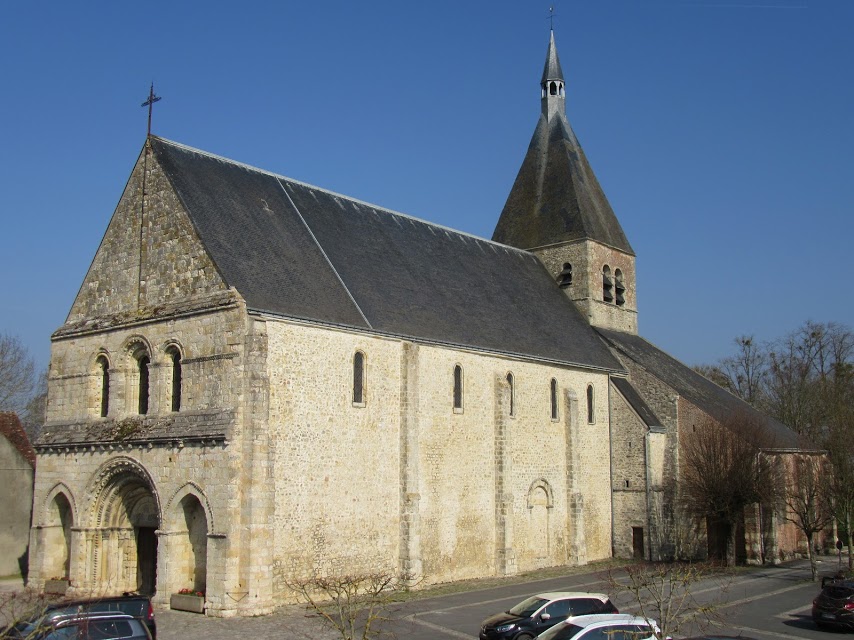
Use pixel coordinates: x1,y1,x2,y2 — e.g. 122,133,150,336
597,329,809,449
610,377,663,430
150,137,623,372
0,412,36,468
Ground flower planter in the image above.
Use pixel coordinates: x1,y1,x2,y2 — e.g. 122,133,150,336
44,579,69,595
170,593,205,614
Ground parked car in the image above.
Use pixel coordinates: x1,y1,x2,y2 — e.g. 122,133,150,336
479,592,618,640
4,594,156,640
813,579,854,629
6,612,152,640
535,613,660,640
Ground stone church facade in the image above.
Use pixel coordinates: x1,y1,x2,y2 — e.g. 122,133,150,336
29,32,811,616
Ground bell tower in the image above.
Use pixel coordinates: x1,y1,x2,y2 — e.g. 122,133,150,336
492,30,637,334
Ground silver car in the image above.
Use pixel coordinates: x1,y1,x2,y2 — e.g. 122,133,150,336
535,613,660,640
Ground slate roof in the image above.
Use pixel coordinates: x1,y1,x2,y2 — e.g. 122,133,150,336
0,412,36,467
597,329,811,450
611,377,663,430
150,137,623,372
492,36,633,254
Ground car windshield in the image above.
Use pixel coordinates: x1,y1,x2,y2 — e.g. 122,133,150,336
538,623,585,640
508,596,549,617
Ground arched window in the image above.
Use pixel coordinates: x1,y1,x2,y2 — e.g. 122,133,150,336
550,81,557,96
453,365,463,412
138,354,150,415
603,265,614,303
550,378,558,420
557,263,572,288
167,346,182,412
506,372,515,416
96,355,110,418
587,384,595,424
353,351,365,405
615,269,625,307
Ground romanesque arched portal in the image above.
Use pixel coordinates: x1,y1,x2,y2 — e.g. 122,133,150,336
88,458,161,595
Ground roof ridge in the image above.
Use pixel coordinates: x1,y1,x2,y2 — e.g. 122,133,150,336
150,136,535,258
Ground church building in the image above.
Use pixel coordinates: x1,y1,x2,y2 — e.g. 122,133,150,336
29,31,809,616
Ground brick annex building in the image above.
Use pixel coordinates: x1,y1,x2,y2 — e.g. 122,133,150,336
29,32,811,616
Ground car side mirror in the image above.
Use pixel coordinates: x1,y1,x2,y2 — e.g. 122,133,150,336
541,613,551,621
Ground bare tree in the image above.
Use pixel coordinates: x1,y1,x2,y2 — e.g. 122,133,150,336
0,333,37,416
604,562,731,640
286,571,412,640
784,453,833,581
680,413,782,565
696,336,768,406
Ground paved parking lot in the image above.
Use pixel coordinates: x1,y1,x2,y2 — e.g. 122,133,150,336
3,556,847,640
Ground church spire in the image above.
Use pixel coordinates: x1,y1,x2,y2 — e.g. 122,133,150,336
541,30,565,121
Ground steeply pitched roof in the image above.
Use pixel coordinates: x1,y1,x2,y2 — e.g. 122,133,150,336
541,30,564,84
596,329,811,450
492,32,633,254
611,377,663,430
0,412,36,468
150,137,623,372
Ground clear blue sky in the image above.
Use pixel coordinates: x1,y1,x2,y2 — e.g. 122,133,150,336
1,0,851,372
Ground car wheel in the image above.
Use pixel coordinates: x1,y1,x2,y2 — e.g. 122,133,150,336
514,634,534,640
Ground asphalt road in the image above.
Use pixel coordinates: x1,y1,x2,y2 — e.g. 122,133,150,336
153,555,845,640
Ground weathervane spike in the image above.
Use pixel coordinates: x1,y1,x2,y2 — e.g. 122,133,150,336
141,82,162,138
548,6,556,30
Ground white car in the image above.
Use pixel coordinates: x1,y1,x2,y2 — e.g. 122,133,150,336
535,613,660,640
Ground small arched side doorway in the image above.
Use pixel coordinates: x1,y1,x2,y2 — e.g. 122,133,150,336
44,491,74,580
180,494,208,593
90,459,161,595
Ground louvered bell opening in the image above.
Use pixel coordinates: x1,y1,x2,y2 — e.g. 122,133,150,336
615,280,625,293
557,265,573,288
616,292,625,306
603,275,613,287
603,290,614,302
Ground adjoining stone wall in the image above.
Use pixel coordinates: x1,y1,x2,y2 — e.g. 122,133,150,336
536,241,637,334
608,384,650,560
0,436,34,579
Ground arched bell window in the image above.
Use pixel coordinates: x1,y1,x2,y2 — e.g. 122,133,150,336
603,266,614,303
557,263,572,288
615,269,626,307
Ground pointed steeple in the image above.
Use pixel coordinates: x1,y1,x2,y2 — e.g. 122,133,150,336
492,30,638,334
492,30,633,255
541,30,565,121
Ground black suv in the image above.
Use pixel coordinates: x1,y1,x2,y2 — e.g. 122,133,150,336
10,612,152,640
4,594,156,640
813,579,854,629
479,592,618,640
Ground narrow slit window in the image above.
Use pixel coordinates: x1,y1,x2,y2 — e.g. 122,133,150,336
138,355,150,415
168,347,182,412
97,356,109,418
550,378,558,420
353,351,365,405
453,365,463,411
506,372,515,416
587,384,595,424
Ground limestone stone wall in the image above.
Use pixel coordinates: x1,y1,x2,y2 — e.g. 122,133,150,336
264,319,615,590
68,145,226,324
47,303,246,424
